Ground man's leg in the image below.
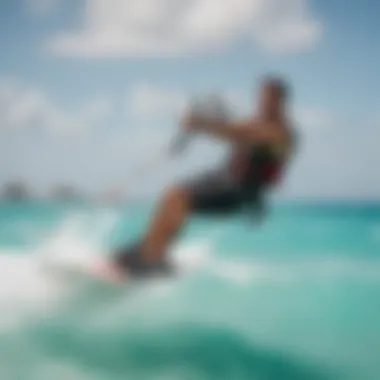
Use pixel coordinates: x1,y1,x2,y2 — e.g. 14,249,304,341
111,170,241,277
139,178,242,261
140,186,190,261
97,186,190,281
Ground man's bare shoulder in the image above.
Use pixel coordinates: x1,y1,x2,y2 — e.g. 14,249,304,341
259,119,294,143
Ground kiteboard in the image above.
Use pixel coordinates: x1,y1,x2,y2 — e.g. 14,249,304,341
39,243,208,285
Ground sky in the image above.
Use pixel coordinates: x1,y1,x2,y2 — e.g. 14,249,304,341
0,0,380,199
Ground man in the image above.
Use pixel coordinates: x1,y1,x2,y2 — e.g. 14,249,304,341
99,76,296,281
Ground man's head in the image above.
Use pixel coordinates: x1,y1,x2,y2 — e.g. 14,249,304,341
257,76,289,118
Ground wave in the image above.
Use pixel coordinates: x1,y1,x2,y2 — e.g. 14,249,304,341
1,210,379,326
1,234,379,334
209,257,380,285
24,322,334,380
0,210,376,380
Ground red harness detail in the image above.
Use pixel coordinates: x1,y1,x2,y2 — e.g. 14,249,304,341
259,161,283,184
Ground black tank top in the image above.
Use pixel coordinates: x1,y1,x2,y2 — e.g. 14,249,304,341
228,144,283,190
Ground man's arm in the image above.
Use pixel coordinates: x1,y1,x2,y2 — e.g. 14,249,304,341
185,117,283,145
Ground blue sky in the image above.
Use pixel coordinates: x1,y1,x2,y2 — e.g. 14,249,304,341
0,0,379,199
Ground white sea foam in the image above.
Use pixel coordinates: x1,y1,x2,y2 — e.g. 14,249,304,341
0,211,119,330
0,251,65,329
209,257,380,286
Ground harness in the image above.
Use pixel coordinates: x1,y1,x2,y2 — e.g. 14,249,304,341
230,145,283,187
228,145,284,220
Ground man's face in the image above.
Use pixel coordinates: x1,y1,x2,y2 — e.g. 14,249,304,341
257,83,281,116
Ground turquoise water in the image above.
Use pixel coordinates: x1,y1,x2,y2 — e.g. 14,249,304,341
0,200,379,380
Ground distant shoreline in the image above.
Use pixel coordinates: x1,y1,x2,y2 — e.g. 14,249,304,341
1,198,380,207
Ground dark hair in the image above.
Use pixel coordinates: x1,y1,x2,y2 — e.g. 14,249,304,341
262,76,289,101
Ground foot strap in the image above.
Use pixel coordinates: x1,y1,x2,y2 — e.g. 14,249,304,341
113,243,174,278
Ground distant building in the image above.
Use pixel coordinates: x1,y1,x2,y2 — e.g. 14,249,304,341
1,182,30,201
50,185,83,201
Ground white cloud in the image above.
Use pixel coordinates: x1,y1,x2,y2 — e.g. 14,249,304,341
48,0,321,57
0,78,111,137
251,0,322,52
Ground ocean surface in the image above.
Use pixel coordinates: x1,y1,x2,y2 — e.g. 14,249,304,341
0,200,379,380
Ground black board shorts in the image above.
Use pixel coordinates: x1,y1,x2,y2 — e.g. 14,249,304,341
180,169,247,215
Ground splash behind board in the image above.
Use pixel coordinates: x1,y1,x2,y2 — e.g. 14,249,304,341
39,243,209,285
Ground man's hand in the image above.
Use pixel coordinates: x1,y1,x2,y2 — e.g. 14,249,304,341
183,115,287,146
181,113,206,133
181,114,249,143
